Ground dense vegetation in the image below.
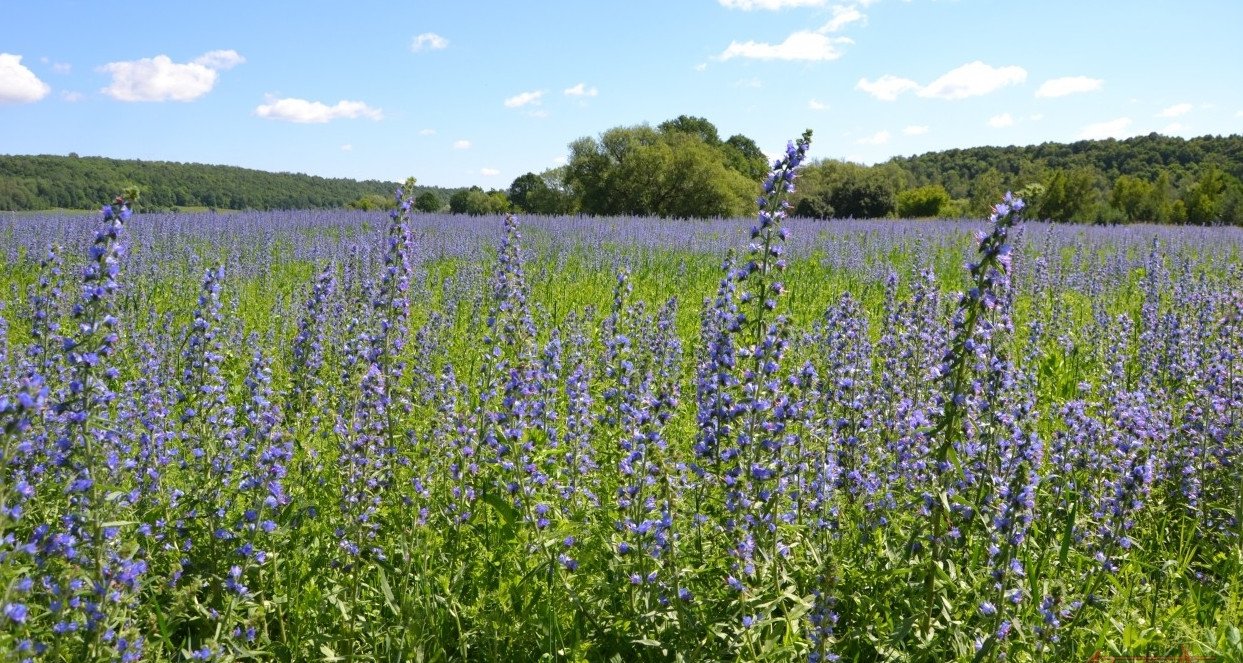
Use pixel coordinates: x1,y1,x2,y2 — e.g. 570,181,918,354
535,123,1243,224
0,154,460,212
10,123,1239,224
1,132,1241,660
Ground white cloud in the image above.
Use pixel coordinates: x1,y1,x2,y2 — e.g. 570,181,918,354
917,61,1026,100
341,144,353,151
419,128,437,136
564,82,597,97
694,63,708,72
255,97,383,123
481,168,500,176
1157,102,1192,118
902,124,929,135
504,90,544,108
1162,122,1186,134
808,99,828,111
856,130,890,145
719,0,827,9
1035,76,1102,98
856,74,920,101
1030,113,1044,121
987,112,1014,128
820,5,866,32
0,54,51,104
1078,117,1132,140
734,77,763,88
61,90,83,102
40,56,72,74
718,31,852,62
411,33,448,52
193,50,245,70
1236,110,1243,118
453,140,471,150
100,50,243,102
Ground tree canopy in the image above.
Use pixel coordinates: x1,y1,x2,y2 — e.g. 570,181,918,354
562,117,762,218
0,154,461,212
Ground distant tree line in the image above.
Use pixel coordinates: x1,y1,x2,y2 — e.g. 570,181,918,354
8,127,1241,224
488,121,1243,224
0,154,459,212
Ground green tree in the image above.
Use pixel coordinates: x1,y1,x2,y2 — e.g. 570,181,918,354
414,191,442,212
722,134,768,181
792,160,897,219
969,169,1006,217
896,184,951,218
565,122,754,218
1183,165,1228,224
1036,168,1097,222
1110,174,1157,222
657,115,721,145
524,168,577,215
449,187,479,214
347,193,392,211
508,172,548,212
457,189,509,215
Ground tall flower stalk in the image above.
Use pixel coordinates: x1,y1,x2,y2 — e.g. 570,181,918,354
919,192,1024,637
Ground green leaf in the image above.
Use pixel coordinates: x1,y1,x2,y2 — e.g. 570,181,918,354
1058,500,1078,568
482,492,519,528
377,565,396,611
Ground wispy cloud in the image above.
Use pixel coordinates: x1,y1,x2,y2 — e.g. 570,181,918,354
1157,102,1192,118
902,125,929,136
341,144,353,151
987,112,1014,128
1078,116,1133,140
918,61,1026,100
718,31,853,61
255,97,383,123
418,128,436,136
100,50,243,102
564,83,597,97
60,90,83,102
1162,122,1187,134
45,59,72,75
821,4,866,32
718,0,827,9
453,139,471,150
480,168,500,176
856,130,890,145
504,90,544,108
856,74,920,101
411,33,448,52
193,50,245,70
857,61,1026,101
808,99,828,111
0,53,50,104
1035,76,1102,98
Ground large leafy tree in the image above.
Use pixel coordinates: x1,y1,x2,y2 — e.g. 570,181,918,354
791,160,899,219
896,184,951,218
564,118,759,218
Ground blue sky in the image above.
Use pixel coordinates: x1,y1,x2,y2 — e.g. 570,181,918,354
2,0,1241,188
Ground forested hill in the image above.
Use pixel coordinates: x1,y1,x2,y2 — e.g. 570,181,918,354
885,133,1243,198
0,154,450,211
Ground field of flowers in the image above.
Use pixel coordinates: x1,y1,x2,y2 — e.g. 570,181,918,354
1,134,1241,661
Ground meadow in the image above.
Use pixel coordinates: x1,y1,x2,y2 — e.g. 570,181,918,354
1,136,1241,661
